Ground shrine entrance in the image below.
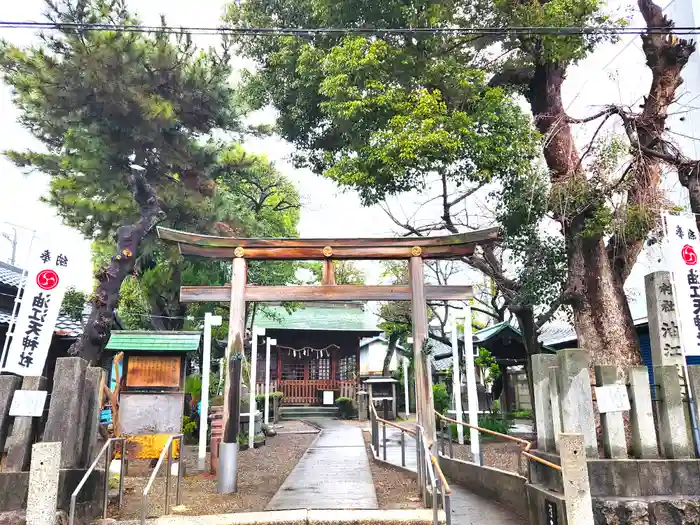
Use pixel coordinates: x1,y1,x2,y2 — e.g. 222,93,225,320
157,226,498,444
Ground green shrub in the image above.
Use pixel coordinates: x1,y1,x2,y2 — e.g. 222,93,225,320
185,375,202,399
432,384,450,415
511,409,533,419
255,391,284,414
255,391,284,404
443,414,512,442
182,415,197,442
336,397,355,419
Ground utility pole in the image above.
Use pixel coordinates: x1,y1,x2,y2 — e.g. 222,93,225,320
1,227,17,266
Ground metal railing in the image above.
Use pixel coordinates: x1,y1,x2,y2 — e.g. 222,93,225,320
435,411,562,476
369,404,451,525
69,437,126,525
140,434,184,525
417,424,451,525
369,402,415,467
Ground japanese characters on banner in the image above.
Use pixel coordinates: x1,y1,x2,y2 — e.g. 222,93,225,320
2,245,72,376
665,213,700,357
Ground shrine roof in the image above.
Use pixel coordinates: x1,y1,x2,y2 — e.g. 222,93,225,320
105,331,202,352
255,304,381,333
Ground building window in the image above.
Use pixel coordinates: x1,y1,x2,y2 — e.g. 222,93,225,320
282,361,305,380
310,358,331,380
338,356,356,381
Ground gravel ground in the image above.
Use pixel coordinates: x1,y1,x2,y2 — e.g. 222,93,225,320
444,439,527,474
274,421,320,434
110,432,316,519
361,433,422,510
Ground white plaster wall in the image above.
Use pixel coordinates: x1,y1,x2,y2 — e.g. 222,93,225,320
360,340,399,375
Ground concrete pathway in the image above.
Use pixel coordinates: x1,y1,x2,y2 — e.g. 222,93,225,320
266,419,378,510
377,426,525,525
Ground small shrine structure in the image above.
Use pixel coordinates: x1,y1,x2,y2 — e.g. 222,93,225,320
105,330,201,459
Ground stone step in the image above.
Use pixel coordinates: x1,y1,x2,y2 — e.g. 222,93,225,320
98,508,443,525
279,406,337,420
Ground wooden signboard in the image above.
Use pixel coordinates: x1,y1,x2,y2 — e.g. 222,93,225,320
126,356,181,388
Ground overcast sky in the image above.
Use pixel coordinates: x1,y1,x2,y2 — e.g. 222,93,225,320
0,0,698,324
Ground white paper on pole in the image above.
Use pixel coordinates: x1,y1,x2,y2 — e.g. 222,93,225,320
664,214,700,357
594,385,630,413
2,242,72,376
9,390,48,417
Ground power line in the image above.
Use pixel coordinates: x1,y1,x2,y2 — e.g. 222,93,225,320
0,20,699,36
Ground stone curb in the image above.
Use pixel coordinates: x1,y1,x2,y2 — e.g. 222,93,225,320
95,508,443,525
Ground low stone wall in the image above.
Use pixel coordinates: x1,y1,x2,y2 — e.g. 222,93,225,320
437,456,529,519
526,483,567,525
0,469,105,520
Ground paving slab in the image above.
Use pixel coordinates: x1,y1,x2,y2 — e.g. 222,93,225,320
267,420,378,510
449,484,526,525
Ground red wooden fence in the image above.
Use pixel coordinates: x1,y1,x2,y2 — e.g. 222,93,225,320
256,379,356,405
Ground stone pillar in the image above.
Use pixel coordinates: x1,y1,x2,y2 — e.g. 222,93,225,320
557,349,597,457
656,365,693,458
26,442,61,525
5,376,47,472
627,367,659,458
646,272,684,372
0,375,21,458
358,391,368,422
44,357,88,468
548,367,563,452
391,383,397,421
594,366,627,458
560,433,595,525
645,272,693,447
531,354,557,452
272,396,280,424
82,367,104,466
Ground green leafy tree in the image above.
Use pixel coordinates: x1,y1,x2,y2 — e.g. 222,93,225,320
301,260,366,285
225,0,547,358
1,0,241,362
485,0,696,366
228,0,697,369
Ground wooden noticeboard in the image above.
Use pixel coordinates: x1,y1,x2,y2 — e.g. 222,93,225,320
126,355,182,389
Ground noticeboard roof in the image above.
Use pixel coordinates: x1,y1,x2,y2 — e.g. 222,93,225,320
105,331,201,353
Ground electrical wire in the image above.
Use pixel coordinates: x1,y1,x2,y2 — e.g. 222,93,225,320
0,20,699,36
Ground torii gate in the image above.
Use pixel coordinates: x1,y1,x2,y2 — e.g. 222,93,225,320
157,226,498,447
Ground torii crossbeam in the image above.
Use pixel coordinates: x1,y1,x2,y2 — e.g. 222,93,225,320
157,225,498,483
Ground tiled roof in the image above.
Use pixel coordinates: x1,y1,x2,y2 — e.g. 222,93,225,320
105,331,201,352
0,262,24,288
538,316,649,347
0,308,86,338
255,303,381,332
428,338,454,373
359,336,405,351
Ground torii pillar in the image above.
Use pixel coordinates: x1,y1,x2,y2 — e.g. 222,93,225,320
410,254,436,445
224,253,247,426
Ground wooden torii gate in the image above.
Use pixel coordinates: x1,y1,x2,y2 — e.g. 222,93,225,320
157,226,498,446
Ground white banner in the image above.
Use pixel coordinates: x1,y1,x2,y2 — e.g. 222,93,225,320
2,243,72,376
665,213,700,357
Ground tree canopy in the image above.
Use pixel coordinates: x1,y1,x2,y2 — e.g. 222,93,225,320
0,0,301,360
227,0,697,367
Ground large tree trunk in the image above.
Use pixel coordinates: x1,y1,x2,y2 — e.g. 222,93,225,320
69,171,165,363
526,63,642,366
382,332,399,376
569,236,641,366
513,306,541,428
